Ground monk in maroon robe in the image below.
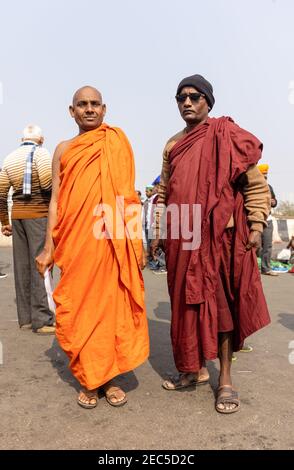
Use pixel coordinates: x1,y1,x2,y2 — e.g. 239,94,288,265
152,74,271,413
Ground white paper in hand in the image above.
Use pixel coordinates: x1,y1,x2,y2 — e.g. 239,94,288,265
44,268,56,313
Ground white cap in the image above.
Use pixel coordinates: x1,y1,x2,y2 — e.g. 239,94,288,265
22,124,43,141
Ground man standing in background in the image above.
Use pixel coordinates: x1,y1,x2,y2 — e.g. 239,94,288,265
0,165,8,279
258,164,278,276
143,184,155,260
0,125,54,333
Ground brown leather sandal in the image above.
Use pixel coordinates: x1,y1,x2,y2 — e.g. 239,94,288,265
162,372,209,390
77,389,98,409
215,385,240,414
104,387,127,407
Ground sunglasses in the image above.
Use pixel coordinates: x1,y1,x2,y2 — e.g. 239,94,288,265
175,92,205,103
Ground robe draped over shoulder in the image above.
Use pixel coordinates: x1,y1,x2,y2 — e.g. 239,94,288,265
53,124,149,389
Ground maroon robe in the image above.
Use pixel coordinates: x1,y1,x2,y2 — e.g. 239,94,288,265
165,117,270,373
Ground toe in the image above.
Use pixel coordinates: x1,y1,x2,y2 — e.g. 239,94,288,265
217,403,225,410
162,380,175,390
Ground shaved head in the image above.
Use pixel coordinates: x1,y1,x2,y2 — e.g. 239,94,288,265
70,85,106,134
72,86,103,106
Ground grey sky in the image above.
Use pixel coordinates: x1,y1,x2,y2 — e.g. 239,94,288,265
1,0,294,201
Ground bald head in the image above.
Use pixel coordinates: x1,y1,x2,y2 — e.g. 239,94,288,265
72,86,102,106
70,85,106,134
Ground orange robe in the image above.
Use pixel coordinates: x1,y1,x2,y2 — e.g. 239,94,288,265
53,124,149,390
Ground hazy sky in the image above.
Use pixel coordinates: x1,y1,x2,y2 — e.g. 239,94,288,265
1,0,294,201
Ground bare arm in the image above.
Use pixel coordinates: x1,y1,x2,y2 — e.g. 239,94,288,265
36,142,67,276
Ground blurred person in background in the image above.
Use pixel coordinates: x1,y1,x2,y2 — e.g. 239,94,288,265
0,125,54,333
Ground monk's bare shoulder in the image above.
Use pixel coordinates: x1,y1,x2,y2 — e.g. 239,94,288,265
167,129,186,144
53,139,75,161
51,139,76,189
164,129,185,155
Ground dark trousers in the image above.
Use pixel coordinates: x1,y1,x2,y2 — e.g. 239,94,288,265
260,220,273,273
12,218,53,328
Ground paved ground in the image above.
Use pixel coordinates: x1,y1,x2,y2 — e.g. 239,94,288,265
0,246,293,450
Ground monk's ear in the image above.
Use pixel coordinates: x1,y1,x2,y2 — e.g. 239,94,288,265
69,105,75,118
102,103,106,118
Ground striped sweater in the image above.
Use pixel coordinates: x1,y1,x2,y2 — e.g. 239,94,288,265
0,143,52,225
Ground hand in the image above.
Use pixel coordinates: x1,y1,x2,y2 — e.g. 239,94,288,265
141,249,147,270
36,248,54,277
246,230,261,251
1,224,12,237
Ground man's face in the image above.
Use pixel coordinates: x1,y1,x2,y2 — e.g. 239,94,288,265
69,88,106,133
145,188,153,198
176,86,209,126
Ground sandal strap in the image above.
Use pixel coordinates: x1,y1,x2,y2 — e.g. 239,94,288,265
169,374,182,386
107,393,125,401
217,396,239,405
105,387,125,399
170,373,195,386
79,391,97,399
106,387,121,393
216,387,239,406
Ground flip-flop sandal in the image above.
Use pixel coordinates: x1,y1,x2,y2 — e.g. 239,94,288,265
240,345,253,353
162,373,209,391
215,385,240,414
104,387,127,407
77,390,98,409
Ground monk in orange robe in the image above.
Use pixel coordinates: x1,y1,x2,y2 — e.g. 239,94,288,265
36,86,149,409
